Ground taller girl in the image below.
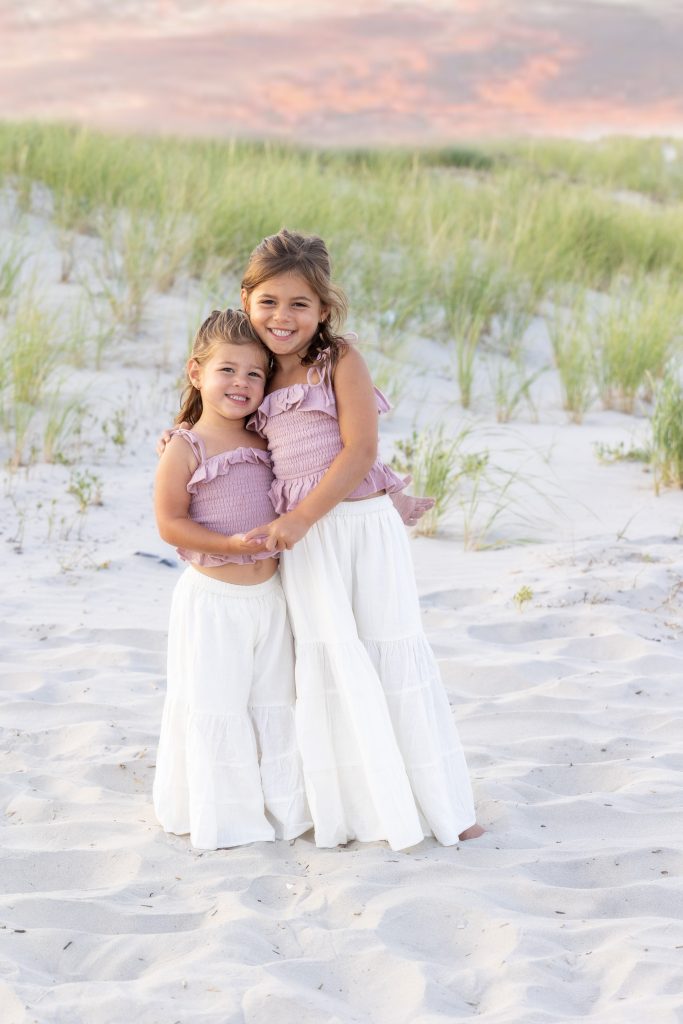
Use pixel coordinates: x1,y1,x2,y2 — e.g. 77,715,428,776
241,229,482,850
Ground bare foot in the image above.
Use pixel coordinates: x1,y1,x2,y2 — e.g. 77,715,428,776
458,823,485,841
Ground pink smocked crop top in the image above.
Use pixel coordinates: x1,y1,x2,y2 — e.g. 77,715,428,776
247,352,407,514
170,428,277,566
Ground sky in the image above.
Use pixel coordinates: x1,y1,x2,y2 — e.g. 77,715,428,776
0,0,680,144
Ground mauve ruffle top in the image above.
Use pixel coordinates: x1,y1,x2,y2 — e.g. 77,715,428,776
247,352,407,514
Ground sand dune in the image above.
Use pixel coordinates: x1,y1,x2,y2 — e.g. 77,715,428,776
1,189,682,1022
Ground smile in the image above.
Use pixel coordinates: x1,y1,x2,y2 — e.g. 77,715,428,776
226,394,248,402
270,328,294,337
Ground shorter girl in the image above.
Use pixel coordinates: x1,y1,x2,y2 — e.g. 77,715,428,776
152,308,312,850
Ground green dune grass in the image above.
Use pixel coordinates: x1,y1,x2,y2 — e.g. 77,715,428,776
1,122,682,516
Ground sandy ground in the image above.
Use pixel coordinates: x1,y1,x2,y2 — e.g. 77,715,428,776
1,188,683,1023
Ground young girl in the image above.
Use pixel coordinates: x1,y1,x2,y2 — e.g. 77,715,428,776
153,308,312,850
238,229,483,851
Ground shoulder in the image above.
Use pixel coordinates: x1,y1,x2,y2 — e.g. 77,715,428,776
330,343,377,421
331,341,372,385
158,430,200,477
329,342,368,378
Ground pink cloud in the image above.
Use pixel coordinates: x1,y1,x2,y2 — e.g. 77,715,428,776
0,1,680,141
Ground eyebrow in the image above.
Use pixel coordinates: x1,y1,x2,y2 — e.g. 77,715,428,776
217,361,265,371
258,293,312,301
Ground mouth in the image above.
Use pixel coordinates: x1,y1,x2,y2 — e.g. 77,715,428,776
225,393,249,404
269,328,294,339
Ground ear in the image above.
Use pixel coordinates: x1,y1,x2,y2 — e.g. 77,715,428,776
187,357,202,389
319,306,330,324
240,287,249,312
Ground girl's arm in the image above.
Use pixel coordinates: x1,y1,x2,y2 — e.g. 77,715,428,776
155,437,268,558
245,346,379,551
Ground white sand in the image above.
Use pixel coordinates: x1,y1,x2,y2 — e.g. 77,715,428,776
1,190,683,1023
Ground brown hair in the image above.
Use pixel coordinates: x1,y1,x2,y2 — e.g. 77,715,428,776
177,308,270,427
241,228,349,367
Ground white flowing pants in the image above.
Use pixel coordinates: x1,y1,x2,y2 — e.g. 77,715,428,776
280,494,476,851
153,568,312,850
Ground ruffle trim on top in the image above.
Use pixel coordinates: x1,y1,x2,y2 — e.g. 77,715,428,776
247,377,336,437
186,445,271,495
246,352,392,438
176,546,275,568
169,428,275,567
270,460,408,514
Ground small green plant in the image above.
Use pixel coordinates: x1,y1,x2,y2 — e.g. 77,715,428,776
6,301,60,407
595,276,683,413
102,406,127,448
438,248,519,409
42,393,86,463
487,355,544,423
651,371,683,492
457,451,523,551
0,241,26,316
548,302,595,423
391,425,472,536
513,585,533,610
1,300,63,465
67,469,103,513
593,440,651,464
7,494,28,553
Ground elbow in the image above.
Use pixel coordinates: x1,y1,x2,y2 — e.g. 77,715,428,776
156,518,178,546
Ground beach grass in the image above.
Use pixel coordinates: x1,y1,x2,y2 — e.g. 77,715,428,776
0,239,26,316
391,425,472,537
548,297,596,423
2,120,683,502
651,369,683,492
595,274,683,412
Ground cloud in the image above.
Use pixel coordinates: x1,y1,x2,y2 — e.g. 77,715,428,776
0,1,680,141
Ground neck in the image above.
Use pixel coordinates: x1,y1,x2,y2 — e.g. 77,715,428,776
275,348,312,375
193,409,248,440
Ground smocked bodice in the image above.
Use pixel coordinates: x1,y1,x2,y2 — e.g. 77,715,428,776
171,428,276,566
247,354,407,514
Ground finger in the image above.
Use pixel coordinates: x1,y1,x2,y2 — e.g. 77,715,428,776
244,523,273,542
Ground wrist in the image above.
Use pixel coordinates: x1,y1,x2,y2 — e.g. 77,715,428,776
222,534,241,555
290,507,316,530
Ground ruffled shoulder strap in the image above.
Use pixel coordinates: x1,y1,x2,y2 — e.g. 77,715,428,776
169,427,206,466
308,344,391,413
306,348,333,394
373,385,392,415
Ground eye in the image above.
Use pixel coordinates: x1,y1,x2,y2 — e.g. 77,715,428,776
248,371,264,379
221,367,235,373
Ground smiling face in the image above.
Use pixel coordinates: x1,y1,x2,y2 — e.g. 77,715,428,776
188,341,268,423
241,272,328,361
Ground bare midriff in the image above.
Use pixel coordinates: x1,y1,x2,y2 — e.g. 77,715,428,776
346,488,386,502
192,557,278,585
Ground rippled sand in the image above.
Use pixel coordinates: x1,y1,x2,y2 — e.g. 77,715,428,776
1,186,682,1023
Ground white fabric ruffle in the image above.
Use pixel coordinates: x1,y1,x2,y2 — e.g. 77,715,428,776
153,569,312,849
280,495,476,851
